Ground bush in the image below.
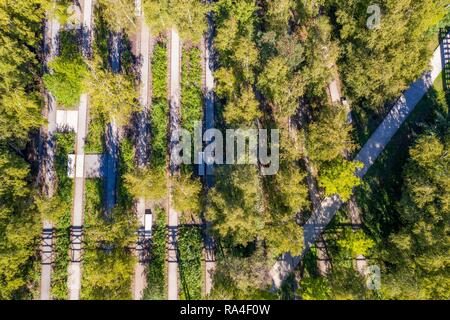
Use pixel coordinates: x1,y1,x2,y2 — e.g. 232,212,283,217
319,159,363,201
43,54,88,108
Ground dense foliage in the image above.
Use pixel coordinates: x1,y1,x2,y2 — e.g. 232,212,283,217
178,226,203,300
0,0,53,299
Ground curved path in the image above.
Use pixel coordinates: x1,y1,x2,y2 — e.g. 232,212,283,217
270,42,444,289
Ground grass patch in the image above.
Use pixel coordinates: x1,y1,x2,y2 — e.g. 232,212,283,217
181,46,203,133
355,73,447,240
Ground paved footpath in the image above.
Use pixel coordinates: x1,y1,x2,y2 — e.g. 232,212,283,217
40,11,60,301
132,0,152,300
168,28,181,301
270,43,444,289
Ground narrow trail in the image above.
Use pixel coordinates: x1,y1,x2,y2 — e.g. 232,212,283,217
270,41,444,289
132,0,152,300
167,28,182,301
39,9,60,301
67,0,93,300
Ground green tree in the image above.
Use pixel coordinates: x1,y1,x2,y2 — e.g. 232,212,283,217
382,130,449,299
87,59,138,126
332,0,445,110
124,167,167,202
0,89,43,143
318,159,363,201
143,0,208,41
306,104,355,164
172,173,202,218
97,0,137,34
336,228,375,257
206,165,264,246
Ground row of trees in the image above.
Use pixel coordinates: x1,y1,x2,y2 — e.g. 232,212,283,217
0,0,58,299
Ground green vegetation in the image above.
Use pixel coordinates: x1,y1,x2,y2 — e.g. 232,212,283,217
97,0,137,34
143,207,167,300
210,244,277,300
319,159,363,201
50,132,75,299
181,47,203,133
80,7,139,299
0,0,52,299
150,42,169,169
81,178,137,300
143,0,208,42
1,0,449,301
178,226,203,300
381,128,449,299
172,173,202,219
44,29,88,109
331,0,445,112
124,167,167,202
87,60,138,126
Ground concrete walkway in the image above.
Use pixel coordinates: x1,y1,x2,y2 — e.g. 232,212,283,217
67,0,93,300
132,0,152,300
68,94,88,300
39,11,60,301
168,28,181,301
270,43,444,289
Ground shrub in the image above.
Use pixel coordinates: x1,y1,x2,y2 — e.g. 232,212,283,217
44,54,88,108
